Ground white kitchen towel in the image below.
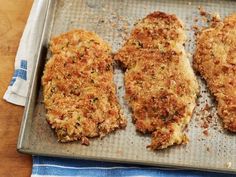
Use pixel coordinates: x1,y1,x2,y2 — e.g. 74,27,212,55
3,0,49,106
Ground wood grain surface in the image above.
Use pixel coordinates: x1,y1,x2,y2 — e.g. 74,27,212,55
0,0,33,176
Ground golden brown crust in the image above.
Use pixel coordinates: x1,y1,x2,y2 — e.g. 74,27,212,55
194,14,236,132
42,29,127,144
115,11,199,150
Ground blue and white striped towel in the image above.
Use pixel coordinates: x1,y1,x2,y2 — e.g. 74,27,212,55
3,0,48,106
4,0,235,177
32,156,234,177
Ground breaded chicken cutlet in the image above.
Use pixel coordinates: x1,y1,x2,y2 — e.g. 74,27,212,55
42,30,127,145
194,14,236,132
115,12,199,150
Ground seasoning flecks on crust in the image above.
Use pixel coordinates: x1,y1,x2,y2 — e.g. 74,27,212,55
194,14,236,132
42,29,127,144
115,11,199,150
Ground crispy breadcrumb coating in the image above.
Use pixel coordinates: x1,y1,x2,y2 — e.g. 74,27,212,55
115,12,199,149
194,14,236,132
42,29,126,144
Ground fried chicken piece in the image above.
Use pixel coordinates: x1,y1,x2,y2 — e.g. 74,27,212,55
115,12,199,149
194,14,236,132
42,29,126,144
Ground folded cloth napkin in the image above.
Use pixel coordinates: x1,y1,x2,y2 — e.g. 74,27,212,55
3,0,48,106
3,0,234,177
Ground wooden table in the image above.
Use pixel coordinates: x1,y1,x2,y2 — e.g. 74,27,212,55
0,0,33,176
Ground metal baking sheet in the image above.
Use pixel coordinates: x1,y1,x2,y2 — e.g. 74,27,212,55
17,0,236,173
